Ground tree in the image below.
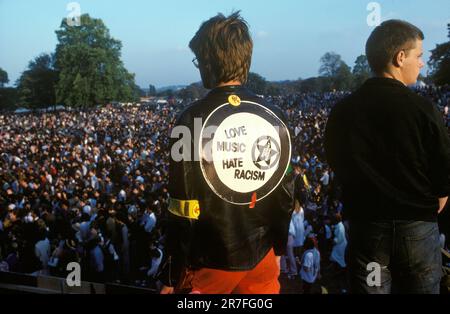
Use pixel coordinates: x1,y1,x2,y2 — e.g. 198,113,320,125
0,67,16,111
245,72,267,95
319,52,353,91
157,89,174,97
428,23,450,86
352,55,371,89
319,52,343,77
0,67,9,88
177,82,208,100
148,84,157,96
0,88,18,111
16,53,58,109
335,61,353,91
116,71,140,103
266,83,281,96
299,77,333,93
55,14,138,108
278,80,304,95
138,87,147,97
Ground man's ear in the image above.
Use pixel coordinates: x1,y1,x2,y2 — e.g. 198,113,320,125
393,50,406,68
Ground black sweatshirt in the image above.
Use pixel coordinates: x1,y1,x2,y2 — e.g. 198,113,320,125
325,77,450,222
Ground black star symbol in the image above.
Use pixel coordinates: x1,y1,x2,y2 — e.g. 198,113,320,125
256,137,279,166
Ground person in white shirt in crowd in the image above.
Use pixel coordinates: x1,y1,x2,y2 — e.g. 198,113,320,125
281,219,298,278
89,234,105,282
324,218,333,258
146,241,163,285
47,238,65,273
90,171,99,190
329,213,348,293
294,124,302,137
135,170,145,184
330,213,347,268
300,236,321,294
147,251,162,278
118,189,127,202
141,207,156,233
35,235,51,275
282,204,307,278
75,213,93,244
291,203,306,258
319,167,330,188
304,219,314,240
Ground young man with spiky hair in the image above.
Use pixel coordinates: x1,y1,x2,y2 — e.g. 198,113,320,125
325,20,450,294
159,12,292,294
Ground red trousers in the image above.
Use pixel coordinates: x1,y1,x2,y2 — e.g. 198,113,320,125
177,248,280,294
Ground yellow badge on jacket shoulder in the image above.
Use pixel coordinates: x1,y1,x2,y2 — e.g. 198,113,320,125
228,95,241,107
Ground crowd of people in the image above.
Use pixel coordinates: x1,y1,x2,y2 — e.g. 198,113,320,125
271,91,352,293
0,104,180,287
0,85,449,292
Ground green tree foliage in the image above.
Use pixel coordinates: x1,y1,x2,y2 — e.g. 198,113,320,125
428,23,450,86
266,83,282,96
16,53,58,109
245,72,267,95
0,67,9,88
352,55,371,89
335,62,353,91
55,14,138,108
157,89,174,97
269,80,302,95
148,84,157,96
319,52,353,91
319,52,343,77
0,88,18,111
0,67,17,111
178,82,208,99
297,77,332,93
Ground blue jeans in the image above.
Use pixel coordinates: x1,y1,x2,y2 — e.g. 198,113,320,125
348,220,442,294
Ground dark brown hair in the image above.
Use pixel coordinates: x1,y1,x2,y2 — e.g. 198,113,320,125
366,19,424,74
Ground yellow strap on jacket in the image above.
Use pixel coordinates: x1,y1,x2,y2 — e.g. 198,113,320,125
168,198,200,220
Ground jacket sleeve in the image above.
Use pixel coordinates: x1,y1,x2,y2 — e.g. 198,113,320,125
270,170,294,256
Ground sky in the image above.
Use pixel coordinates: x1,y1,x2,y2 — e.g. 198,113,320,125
0,0,449,88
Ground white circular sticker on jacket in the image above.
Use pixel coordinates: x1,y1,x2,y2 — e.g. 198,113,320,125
212,112,281,193
199,99,291,205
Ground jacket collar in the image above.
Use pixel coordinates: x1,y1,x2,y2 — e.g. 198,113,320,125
364,77,406,88
207,84,246,96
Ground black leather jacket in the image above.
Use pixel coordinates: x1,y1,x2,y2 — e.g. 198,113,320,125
159,85,292,287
